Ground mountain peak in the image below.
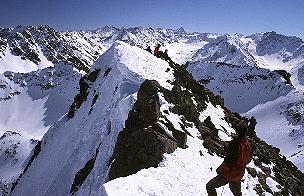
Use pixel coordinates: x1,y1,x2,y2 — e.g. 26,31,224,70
176,27,187,34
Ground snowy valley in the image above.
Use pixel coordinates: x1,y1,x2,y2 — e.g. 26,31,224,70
0,25,303,195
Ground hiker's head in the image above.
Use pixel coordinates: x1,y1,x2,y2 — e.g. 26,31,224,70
165,49,168,53
235,122,248,138
156,44,161,48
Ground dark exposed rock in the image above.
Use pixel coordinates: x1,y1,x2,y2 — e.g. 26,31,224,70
109,80,178,180
70,143,101,194
198,123,213,139
246,167,257,177
67,56,89,72
108,60,303,195
109,62,227,181
104,67,112,77
275,70,291,84
257,172,273,193
0,25,98,72
172,129,187,149
159,117,187,148
0,131,21,140
70,156,96,194
89,93,99,114
253,184,264,196
203,116,219,137
68,69,100,119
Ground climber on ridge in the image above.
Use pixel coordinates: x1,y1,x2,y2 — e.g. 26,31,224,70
145,46,152,54
206,122,253,196
154,44,161,57
160,49,173,63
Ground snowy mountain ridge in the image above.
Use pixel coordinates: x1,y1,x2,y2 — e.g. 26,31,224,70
8,41,304,196
0,25,304,195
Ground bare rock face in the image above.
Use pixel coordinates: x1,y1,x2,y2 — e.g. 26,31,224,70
109,80,178,180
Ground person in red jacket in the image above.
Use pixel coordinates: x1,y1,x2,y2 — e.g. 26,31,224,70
154,44,161,57
206,122,253,196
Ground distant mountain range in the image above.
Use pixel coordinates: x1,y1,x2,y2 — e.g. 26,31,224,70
0,25,303,196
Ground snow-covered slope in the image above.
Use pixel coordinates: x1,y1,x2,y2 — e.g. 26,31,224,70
0,25,212,195
10,41,174,196
245,90,304,171
9,41,304,196
187,31,304,171
0,63,81,193
0,25,216,74
1,25,304,195
188,61,293,113
192,34,258,66
0,131,37,196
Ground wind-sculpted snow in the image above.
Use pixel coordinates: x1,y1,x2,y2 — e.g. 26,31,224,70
10,41,174,196
0,63,81,194
74,26,214,64
80,26,210,49
245,90,304,171
104,62,304,195
0,25,217,74
1,25,304,195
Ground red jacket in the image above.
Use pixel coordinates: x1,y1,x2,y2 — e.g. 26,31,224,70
217,138,253,182
154,47,160,57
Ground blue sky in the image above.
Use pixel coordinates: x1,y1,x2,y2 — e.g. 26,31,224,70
0,0,303,38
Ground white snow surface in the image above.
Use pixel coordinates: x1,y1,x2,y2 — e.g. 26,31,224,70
0,63,81,138
0,47,54,74
188,61,293,113
104,102,264,196
10,41,175,196
164,40,208,64
0,62,81,194
245,89,304,171
199,102,235,141
92,41,175,90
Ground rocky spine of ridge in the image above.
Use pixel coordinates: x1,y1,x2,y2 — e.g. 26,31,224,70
108,61,223,180
109,62,304,195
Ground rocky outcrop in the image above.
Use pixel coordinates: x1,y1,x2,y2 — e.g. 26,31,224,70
109,80,178,180
68,69,100,119
109,62,225,180
275,70,291,84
